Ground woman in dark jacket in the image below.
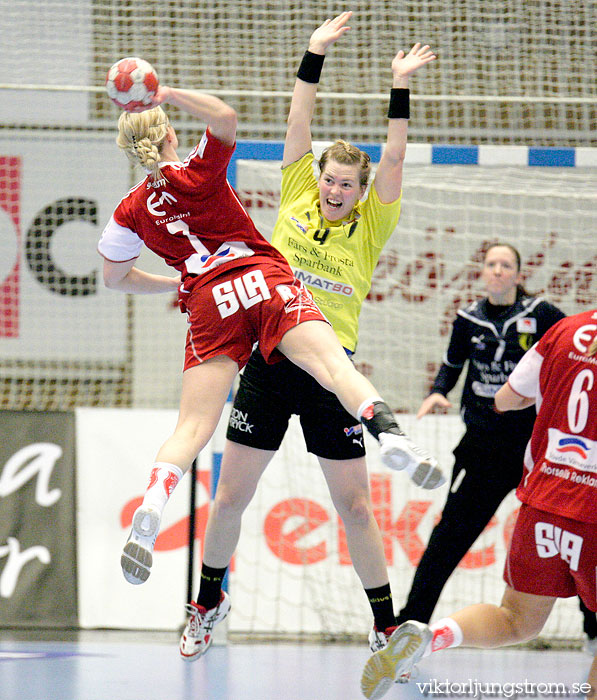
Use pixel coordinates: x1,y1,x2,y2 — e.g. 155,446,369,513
396,242,575,626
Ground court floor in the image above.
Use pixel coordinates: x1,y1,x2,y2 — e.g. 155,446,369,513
0,630,591,700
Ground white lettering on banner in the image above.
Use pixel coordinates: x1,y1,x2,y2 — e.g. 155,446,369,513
0,537,51,598
0,443,62,507
213,269,271,319
534,522,583,571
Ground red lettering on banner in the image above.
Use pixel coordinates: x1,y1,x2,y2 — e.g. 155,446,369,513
0,157,21,337
263,498,329,565
117,469,238,570
239,191,277,210
280,483,518,570
367,231,595,338
119,464,517,576
393,500,434,566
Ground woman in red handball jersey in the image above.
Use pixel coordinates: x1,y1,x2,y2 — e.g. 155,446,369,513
97,78,433,593
361,310,597,700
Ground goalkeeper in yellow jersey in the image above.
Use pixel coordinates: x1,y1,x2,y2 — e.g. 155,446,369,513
179,11,442,661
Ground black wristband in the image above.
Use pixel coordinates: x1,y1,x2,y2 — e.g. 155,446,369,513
297,51,325,83
388,88,410,119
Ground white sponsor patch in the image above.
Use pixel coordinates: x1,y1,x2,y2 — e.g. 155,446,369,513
545,428,597,474
517,317,537,333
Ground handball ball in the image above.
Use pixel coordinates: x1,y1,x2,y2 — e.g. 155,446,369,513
106,57,159,112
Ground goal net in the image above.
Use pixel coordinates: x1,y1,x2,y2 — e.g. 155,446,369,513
0,0,595,644
0,0,594,145
0,0,595,412
225,155,597,644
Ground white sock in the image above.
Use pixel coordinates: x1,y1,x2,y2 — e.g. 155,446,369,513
423,617,464,657
142,462,184,513
356,396,383,421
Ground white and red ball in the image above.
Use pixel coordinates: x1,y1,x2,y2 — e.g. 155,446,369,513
105,57,159,111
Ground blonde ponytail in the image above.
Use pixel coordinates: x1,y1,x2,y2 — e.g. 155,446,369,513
116,106,170,183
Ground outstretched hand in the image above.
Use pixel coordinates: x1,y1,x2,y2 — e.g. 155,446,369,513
416,392,452,419
308,10,352,54
392,43,436,78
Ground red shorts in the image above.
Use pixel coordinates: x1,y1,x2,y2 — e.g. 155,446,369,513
504,503,597,611
179,261,328,371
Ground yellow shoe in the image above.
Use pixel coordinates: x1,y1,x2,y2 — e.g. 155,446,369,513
360,620,431,699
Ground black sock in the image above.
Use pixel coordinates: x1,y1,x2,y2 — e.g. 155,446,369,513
360,401,403,440
580,598,597,638
196,564,228,610
365,583,396,632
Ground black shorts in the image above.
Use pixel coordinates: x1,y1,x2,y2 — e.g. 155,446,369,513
226,348,366,460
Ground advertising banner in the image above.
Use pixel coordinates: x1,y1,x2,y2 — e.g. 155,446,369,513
0,411,77,627
0,132,131,363
75,408,213,630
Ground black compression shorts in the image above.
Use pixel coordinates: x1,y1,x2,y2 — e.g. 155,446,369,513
226,348,366,460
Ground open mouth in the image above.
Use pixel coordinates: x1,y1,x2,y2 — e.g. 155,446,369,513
326,198,342,209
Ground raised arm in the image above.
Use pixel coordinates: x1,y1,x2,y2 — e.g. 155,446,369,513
373,43,436,204
283,11,352,167
152,86,237,145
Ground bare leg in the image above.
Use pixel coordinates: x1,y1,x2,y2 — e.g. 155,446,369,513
156,356,239,471
278,321,443,488
121,355,238,585
450,587,556,647
318,456,388,589
203,441,275,568
277,320,378,418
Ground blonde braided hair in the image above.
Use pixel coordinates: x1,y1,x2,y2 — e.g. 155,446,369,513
116,106,170,183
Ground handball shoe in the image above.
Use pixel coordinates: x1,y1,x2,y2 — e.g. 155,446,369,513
368,624,397,653
179,592,231,661
378,432,445,489
361,620,431,699
120,505,161,585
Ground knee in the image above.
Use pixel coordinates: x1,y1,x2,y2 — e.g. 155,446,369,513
174,418,215,452
212,482,251,518
337,494,372,529
499,606,543,644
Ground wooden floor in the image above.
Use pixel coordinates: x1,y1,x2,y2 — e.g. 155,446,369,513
0,630,592,700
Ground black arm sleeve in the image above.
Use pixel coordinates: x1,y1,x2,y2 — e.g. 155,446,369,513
537,301,566,337
431,363,463,397
429,314,470,397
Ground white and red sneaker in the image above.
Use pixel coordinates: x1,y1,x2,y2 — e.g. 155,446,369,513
179,592,231,662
